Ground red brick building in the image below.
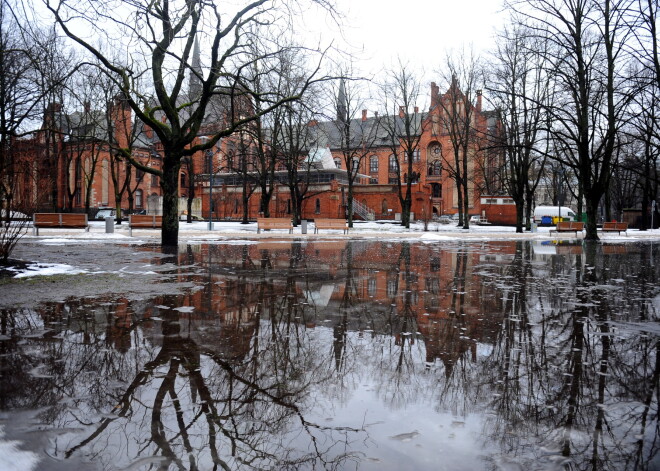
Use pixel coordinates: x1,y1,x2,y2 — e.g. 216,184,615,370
11,79,504,223
198,80,504,223
12,100,163,216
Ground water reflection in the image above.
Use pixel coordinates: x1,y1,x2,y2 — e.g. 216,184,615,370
0,240,658,470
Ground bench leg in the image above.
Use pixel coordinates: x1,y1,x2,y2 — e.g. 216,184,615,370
33,226,38,236
129,227,133,237
257,227,261,234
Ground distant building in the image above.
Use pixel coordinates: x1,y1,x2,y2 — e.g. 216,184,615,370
12,78,503,223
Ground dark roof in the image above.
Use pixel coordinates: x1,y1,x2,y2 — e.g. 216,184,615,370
311,112,427,150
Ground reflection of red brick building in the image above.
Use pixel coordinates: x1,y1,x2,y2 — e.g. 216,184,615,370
160,241,510,368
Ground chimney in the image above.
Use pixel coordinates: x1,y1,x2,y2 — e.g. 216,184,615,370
399,106,405,118
308,119,318,127
431,82,439,109
362,109,367,121
476,89,483,112
414,106,419,114
84,101,91,113
145,125,153,139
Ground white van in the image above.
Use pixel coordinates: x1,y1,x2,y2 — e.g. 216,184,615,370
533,205,577,223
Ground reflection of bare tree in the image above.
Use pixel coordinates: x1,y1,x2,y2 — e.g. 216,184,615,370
370,242,427,410
54,291,365,469
479,241,660,470
2,240,659,470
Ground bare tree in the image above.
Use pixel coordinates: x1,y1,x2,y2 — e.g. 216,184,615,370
0,3,73,261
326,74,380,227
41,0,335,246
626,71,660,229
0,4,70,221
380,62,426,228
436,51,484,229
488,25,552,232
275,95,322,225
507,0,635,239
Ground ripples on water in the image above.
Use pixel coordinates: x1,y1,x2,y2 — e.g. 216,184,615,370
0,240,658,470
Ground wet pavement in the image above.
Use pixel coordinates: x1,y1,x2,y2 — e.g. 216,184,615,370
0,239,659,470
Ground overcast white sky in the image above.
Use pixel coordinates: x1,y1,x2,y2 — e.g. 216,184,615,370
323,0,507,78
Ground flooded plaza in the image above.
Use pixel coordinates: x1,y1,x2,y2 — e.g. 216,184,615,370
0,238,659,470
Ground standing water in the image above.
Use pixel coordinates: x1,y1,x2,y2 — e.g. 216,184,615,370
0,239,658,470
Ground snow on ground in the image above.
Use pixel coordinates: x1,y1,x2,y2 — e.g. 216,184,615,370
10,262,89,279
0,426,39,471
12,219,660,244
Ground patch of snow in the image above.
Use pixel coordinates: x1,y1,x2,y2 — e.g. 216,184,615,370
13,263,87,279
0,426,39,471
419,233,460,241
173,306,195,313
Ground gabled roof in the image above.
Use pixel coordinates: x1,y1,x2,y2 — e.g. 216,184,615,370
311,112,428,151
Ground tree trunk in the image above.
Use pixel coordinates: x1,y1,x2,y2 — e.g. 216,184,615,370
160,155,181,247
454,171,463,226
515,202,524,233
524,190,534,231
260,190,272,218
604,187,612,223
347,184,354,227
462,171,470,229
584,196,599,240
641,159,651,230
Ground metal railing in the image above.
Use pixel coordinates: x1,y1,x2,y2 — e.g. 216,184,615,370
351,199,375,221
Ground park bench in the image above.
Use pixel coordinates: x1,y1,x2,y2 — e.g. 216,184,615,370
257,217,293,234
32,213,89,236
129,214,162,236
599,221,628,235
314,218,349,234
549,221,584,237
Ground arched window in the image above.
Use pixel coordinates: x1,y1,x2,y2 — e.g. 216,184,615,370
381,199,388,214
370,155,379,173
388,155,397,172
429,160,442,176
180,173,186,188
135,189,143,208
432,183,442,198
315,198,321,214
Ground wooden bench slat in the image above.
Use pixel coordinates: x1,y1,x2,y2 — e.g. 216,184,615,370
314,218,349,234
257,217,293,234
129,215,162,236
549,221,584,236
600,222,628,235
33,213,89,236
